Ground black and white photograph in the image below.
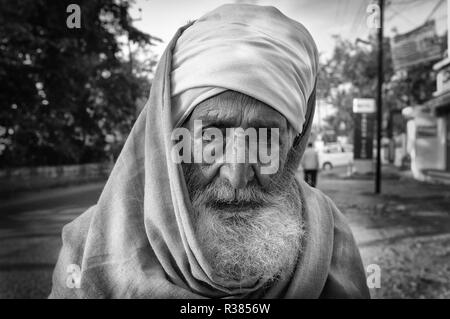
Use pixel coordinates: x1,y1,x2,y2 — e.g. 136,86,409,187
1,0,450,302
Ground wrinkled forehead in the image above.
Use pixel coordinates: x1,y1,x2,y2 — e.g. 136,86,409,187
170,5,318,133
187,91,289,130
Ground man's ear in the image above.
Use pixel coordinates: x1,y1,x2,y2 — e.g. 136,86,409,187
284,127,301,172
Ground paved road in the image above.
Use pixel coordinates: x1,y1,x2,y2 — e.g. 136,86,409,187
1,169,449,298
0,183,104,298
317,174,450,298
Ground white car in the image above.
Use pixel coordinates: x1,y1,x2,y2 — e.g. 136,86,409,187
318,144,353,170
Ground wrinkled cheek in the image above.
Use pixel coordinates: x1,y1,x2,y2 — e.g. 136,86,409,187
189,135,290,186
259,144,292,185
257,141,280,176
190,138,222,181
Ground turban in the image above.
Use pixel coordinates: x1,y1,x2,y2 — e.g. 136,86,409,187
49,4,369,299
171,4,318,132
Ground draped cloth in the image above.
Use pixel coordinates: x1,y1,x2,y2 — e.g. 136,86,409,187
49,4,370,299
170,4,318,133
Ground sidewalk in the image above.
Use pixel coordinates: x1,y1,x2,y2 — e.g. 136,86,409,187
318,168,450,298
2,167,449,298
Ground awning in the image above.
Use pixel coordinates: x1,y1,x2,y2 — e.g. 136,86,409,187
426,90,450,116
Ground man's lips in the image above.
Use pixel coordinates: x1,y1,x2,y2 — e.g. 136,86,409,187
206,199,265,212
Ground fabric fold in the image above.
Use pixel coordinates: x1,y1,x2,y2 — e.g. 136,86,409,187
49,4,369,299
170,4,318,132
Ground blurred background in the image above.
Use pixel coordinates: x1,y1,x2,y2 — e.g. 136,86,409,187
1,0,450,298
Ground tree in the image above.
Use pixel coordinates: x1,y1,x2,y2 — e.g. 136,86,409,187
317,33,442,139
317,35,390,139
0,0,161,167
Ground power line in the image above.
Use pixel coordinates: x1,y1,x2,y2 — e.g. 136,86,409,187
388,0,432,6
338,0,352,34
349,1,367,36
342,0,351,23
335,0,342,33
387,5,417,25
376,0,384,194
385,0,445,27
425,0,445,22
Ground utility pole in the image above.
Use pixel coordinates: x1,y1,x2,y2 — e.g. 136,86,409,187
375,0,384,194
448,0,450,56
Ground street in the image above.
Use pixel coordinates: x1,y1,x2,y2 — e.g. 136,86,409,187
0,170,449,298
0,183,103,298
319,169,450,298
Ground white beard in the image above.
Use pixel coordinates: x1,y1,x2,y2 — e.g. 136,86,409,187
192,188,305,286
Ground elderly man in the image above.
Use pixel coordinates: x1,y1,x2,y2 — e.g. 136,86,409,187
50,4,369,298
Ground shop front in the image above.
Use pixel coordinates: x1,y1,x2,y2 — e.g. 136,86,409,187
431,92,450,172
404,59,450,183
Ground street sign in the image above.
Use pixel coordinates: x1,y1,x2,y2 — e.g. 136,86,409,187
354,113,375,159
353,98,376,113
353,98,375,159
416,125,437,138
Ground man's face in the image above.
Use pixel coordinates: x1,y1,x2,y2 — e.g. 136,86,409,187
181,91,305,286
182,90,292,189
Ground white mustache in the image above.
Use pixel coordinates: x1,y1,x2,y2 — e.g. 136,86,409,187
200,180,273,208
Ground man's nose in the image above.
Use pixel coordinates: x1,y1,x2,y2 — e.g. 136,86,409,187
219,162,255,189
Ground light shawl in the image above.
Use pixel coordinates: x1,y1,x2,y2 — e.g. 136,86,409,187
49,4,369,299
170,4,317,133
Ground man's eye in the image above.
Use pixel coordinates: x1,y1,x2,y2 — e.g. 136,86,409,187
202,135,212,142
202,129,214,142
258,129,272,143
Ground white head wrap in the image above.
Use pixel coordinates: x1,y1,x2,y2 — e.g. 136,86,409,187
171,4,318,133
